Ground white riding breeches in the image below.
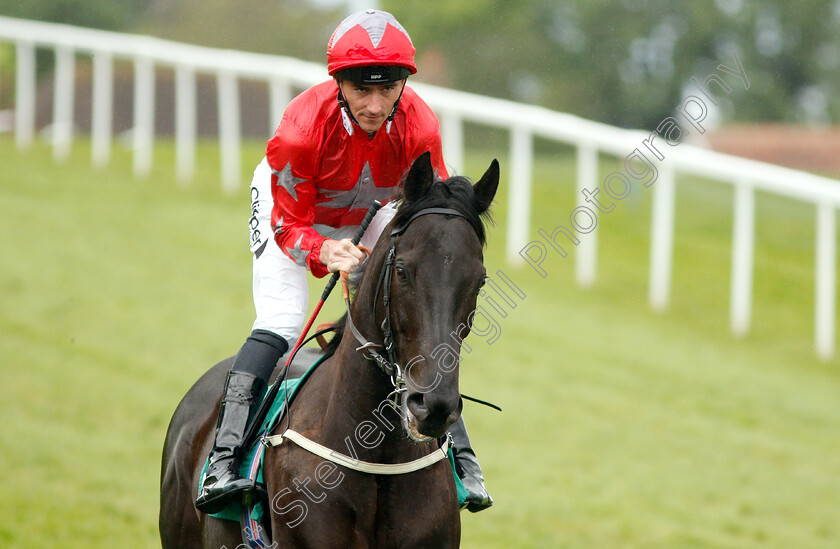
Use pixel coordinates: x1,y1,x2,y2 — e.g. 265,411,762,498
248,157,396,347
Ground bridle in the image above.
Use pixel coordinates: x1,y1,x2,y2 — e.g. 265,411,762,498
343,207,473,409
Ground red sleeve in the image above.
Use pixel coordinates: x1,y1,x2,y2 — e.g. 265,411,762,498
404,92,449,180
266,119,331,279
424,130,449,180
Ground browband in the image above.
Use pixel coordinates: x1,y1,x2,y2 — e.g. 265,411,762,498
390,207,469,237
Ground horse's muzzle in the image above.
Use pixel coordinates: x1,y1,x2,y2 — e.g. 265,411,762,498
405,392,463,439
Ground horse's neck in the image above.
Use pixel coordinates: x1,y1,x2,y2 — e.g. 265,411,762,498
296,330,415,462
300,252,423,455
329,336,396,422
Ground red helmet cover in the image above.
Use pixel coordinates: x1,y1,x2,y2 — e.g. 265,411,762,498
327,10,417,76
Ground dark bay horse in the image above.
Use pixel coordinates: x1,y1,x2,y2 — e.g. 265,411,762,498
160,152,499,548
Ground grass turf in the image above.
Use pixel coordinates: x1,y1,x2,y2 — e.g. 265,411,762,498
0,136,838,548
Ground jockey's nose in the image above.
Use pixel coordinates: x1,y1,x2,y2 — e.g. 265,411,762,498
368,90,384,114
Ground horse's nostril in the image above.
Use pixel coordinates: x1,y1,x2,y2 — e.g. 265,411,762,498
406,392,428,420
445,400,463,428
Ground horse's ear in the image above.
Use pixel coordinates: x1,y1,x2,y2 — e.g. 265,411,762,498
404,151,434,204
473,159,499,214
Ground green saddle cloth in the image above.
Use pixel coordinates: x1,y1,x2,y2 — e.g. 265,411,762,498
199,355,468,523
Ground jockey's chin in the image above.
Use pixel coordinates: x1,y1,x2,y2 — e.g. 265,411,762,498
358,114,386,133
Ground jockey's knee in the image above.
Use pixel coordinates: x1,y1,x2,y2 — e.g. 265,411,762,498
230,329,290,382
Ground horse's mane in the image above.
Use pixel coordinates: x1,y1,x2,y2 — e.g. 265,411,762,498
320,173,493,357
391,172,492,248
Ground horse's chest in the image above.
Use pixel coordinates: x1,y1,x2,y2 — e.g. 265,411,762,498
267,453,459,547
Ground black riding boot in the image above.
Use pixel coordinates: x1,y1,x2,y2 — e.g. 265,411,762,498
195,330,288,514
449,415,493,512
195,370,266,514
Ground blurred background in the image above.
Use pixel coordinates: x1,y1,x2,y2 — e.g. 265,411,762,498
5,0,840,135
1,1,839,548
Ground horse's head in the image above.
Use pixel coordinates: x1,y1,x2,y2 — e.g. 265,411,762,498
355,152,498,440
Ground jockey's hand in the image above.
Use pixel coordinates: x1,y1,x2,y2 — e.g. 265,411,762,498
319,238,366,273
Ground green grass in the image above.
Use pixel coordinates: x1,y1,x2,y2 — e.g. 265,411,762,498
1,136,838,548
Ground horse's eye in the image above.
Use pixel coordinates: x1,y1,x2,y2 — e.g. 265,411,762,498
474,275,487,297
395,265,407,280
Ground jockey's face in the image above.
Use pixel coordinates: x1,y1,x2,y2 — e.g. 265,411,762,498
338,79,405,134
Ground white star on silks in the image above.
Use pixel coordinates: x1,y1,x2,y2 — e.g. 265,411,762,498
318,162,398,210
332,11,394,48
273,216,284,235
286,235,309,267
272,163,306,202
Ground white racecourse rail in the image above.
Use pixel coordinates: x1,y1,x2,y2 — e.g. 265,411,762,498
1,16,839,360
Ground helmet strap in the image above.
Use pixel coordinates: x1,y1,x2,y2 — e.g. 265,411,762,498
385,80,407,134
335,82,357,136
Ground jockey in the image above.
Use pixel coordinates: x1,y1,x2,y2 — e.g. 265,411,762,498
196,9,493,514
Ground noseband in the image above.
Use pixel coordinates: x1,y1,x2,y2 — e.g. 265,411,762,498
344,207,472,406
